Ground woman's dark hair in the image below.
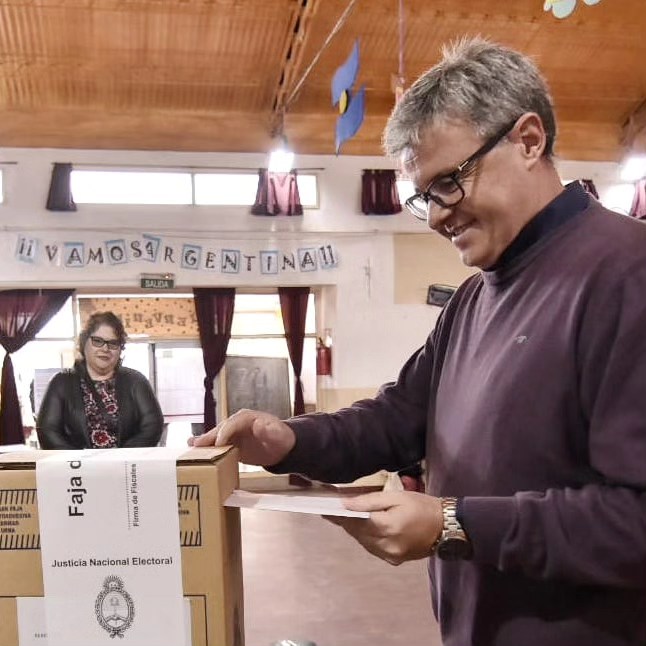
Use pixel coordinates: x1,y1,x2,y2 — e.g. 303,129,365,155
77,311,128,358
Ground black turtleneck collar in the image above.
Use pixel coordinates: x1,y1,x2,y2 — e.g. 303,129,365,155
486,181,590,272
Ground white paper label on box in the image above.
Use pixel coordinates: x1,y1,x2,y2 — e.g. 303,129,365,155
16,597,192,646
35,448,187,646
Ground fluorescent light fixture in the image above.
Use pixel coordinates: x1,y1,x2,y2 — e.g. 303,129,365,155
268,138,294,173
619,155,646,182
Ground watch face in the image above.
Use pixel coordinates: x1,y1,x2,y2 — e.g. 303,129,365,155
436,537,474,561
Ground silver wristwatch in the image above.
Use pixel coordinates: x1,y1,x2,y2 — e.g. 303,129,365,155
433,497,473,561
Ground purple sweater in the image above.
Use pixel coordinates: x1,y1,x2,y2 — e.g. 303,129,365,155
278,186,646,645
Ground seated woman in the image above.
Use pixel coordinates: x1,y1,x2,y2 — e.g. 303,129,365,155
37,311,163,449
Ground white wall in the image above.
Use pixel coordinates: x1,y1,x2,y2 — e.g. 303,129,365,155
0,147,629,392
0,148,425,238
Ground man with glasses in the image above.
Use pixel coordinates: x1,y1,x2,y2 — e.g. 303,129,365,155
194,38,646,645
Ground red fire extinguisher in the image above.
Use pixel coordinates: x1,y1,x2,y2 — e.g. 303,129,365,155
316,337,332,376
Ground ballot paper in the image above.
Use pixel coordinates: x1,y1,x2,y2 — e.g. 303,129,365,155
225,489,370,518
35,448,187,646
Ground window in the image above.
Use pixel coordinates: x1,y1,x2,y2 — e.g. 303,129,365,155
194,173,258,206
293,174,318,208
228,294,317,411
193,172,318,208
10,296,77,431
230,293,315,336
71,171,193,205
71,169,319,208
36,297,75,339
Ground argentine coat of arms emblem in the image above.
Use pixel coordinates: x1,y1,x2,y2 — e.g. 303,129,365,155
95,575,135,638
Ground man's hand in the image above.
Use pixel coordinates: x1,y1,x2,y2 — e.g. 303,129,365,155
189,408,296,467
327,491,443,565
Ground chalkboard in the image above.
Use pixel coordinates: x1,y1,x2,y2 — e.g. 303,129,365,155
225,356,291,419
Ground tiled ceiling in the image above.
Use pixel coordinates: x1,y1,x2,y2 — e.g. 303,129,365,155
0,0,644,161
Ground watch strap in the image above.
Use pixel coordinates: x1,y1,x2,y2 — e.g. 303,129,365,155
430,496,471,556
441,497,465,536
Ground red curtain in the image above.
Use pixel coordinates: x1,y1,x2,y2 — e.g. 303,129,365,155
0,289,73,444
46,163,77,211
361,169,402,215
629,179,646,219
278,287,310,416
251,169,303,216
579,179,599,199
193,288,236,431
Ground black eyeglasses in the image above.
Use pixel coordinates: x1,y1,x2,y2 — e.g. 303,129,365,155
90,336,122,351
405,119,519,221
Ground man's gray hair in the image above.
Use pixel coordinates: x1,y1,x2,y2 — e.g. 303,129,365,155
383,37,556,159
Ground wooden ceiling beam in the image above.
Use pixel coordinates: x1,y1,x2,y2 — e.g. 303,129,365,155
269,0,320,139
0,107,626,160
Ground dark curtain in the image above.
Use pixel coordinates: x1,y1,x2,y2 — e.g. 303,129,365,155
361,169,402,215
46,163,78,212
278,286,310,416
0,289,73,444
579,179,599,199
629,179,646,219
251,169,303,216
193,288,236,431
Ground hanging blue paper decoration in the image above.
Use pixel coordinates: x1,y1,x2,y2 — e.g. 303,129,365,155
544,0,602,19
331,40,366,154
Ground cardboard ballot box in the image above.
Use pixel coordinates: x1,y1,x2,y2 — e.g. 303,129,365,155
0,447,244,646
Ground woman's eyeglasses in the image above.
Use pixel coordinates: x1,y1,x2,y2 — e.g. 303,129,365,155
90,336,122,351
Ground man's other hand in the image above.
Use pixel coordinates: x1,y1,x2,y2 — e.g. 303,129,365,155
189,408,296,467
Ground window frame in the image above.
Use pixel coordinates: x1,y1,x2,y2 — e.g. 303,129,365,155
71,167,320,209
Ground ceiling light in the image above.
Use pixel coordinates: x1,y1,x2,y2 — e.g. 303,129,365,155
268,137,294,173
619,155,646,182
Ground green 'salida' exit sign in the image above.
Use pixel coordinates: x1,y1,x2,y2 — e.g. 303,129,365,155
140,274,175,289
